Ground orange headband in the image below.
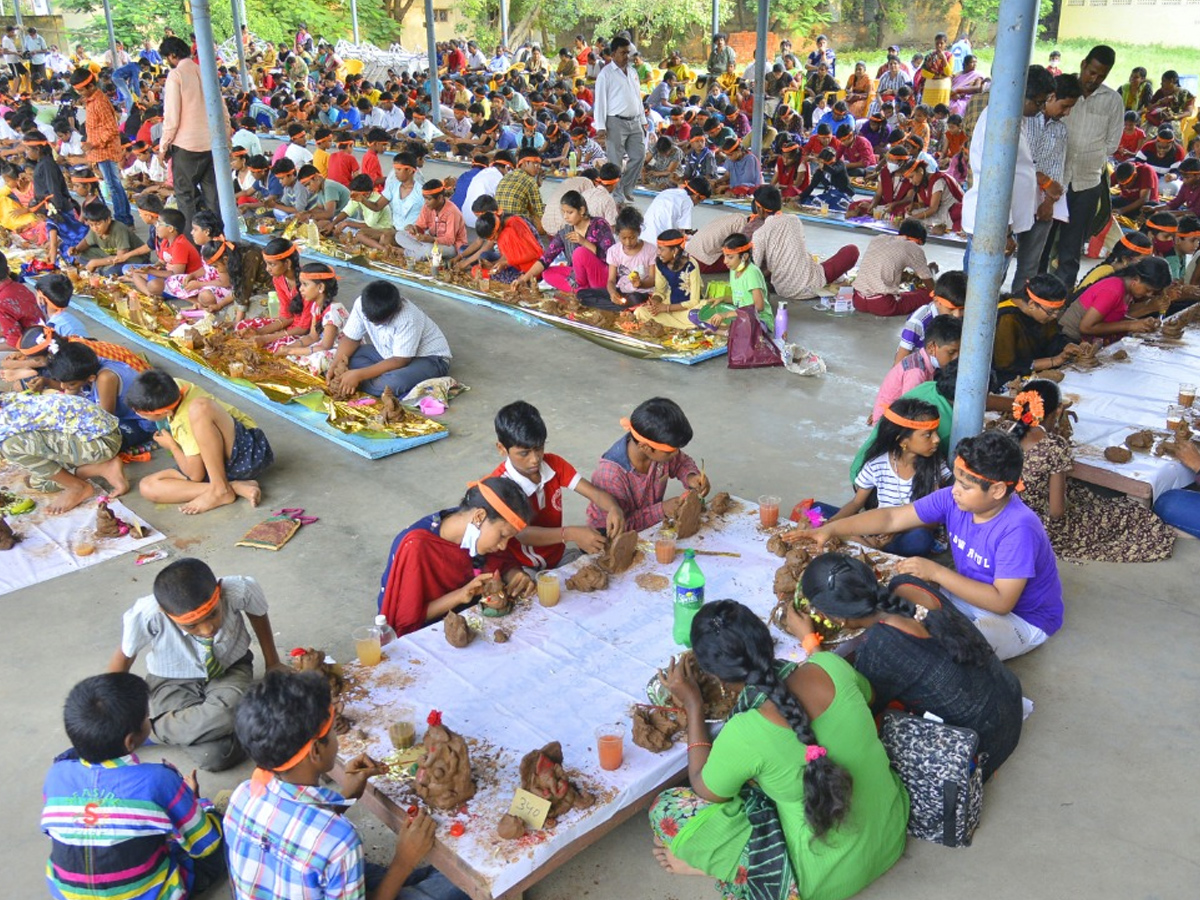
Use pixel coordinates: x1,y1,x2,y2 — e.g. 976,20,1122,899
19,326,54,355
141,211,160,220
167,583,220,625
231,146,249,157
74,71,96,88
468,481,528,531
684,182,705,197
657,235,687,247
933,294,960,310
494,158,513,168
955,455,1023,492
620,416,677,453
597,177,619,185
1026,288,1065,309
22,139,49,146
726,241,753,253
1119,235,1152,255
781,142,800,152
299,270,339,280
422,184,444,196
262,244,297,261
206,241,232,263
1147,221,1177,233
299,173,320,184
883,407,939,430
138,388,187,418
336,139,355,146
249,703,335,794
1178,230,1200,239
71,175,100,183
1117,168,1138,186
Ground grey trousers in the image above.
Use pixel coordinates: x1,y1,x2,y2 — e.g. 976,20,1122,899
148,653,253,771
604,116,646,204
1012,219,1054,290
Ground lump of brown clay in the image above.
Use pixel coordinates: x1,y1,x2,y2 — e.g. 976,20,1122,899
766,533,789,557
631,707,685,752
94,500,127,538
290,648,352,732
598,530,638,574
707,492,732,515
414,723,476,809
1041,369,1065,383
493,628,510,644
674,491,703,539
1104,446,1133,463
1125,430,1155,450
444,610,474,648
566,563,609,592
518,742,594,826
496,813,526,840
0,517,18,550
773,566,799,602
379,386,405,424
479,577,513,616
1110,349,1129,361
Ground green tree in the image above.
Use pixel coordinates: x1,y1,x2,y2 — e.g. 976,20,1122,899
958,0,1054,39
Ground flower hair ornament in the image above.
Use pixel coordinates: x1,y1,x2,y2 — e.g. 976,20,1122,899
1012,390,1045,427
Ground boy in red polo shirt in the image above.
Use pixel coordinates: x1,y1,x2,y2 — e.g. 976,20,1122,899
325,137,360,187
361,128,389,189
488,401,626,570
1112,160,1159,219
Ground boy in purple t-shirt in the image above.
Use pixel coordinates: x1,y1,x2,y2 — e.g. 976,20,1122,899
790,430,1063,660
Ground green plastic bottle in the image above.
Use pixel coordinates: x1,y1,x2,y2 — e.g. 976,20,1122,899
672,549,705,647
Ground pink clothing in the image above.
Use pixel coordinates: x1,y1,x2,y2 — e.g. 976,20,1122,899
606,240,658,294
1079,276,1128,323
543,245,610,293
872,348,937,422
161,59,228,155
415,200,468,248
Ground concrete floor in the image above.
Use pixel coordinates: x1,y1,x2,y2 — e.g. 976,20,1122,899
5,166,1199,900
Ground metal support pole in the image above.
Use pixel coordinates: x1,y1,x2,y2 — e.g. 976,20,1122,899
350,0,360,44
950,0,1038,451
711,0,718,37
230,0,250,92
101,0,118,68
12,0,22,29
423,0,440,124
500,0,509,49
188,0,242,241
749,0,768,160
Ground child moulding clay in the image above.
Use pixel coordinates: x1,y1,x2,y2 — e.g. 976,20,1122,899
597,530,638,574
414,712,477,809
673,491,703,539
518,741,594,828
290,647,353,733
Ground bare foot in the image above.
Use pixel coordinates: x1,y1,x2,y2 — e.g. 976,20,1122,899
46,480,95,515
652,845,707,877
180,486,237,515
89,458,129,498
231,480,261,507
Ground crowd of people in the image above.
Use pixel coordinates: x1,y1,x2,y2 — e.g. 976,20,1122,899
3,21,1199,900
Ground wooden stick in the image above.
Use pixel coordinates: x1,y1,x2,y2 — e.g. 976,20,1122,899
687,549,742,558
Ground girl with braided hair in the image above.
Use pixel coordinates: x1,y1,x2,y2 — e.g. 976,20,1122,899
1005,381,1175,562
650,600,907,900
795,553,1023,780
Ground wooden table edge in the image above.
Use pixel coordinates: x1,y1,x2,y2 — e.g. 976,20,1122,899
1070,460,1154,504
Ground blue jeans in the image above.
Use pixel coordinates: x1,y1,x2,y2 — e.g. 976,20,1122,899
349,345,450,398
1153,487,1200,538
812,500,936,557
112,69,141,113
365,864,469,900
96,160,134,227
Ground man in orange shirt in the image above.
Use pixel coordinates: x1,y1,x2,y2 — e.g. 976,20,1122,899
158,35,227,232
70,68,134,227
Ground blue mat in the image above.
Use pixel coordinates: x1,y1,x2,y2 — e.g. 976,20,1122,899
242,235,726,366
71,296,449,460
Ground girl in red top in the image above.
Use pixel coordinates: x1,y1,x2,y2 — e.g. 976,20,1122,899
772,140,809,199
378,477,534,635
1116,111,1145,162
475,212,544,284
361,129,388,189
236,238,307,345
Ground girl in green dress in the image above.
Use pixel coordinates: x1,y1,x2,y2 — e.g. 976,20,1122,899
650,600,908,900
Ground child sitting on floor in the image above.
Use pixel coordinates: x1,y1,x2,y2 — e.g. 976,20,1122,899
71,200,150,275
852,218,937,318
183,239,242,316
127,369,274,515
695,232,771,331
330,173,393,250
326,279,452,399
0,248,41,348
587,397,709,532
47,342,156,451
41,673,226,900
0,389,126,513
36,272,89,338
816,397,951,557
795,429,1063,660
577,205,655,310
872,314,962,422
894,269,967,363
379,476,535,634
236,237,305,348
108,557,284,769
488,400,626,569
0,162,50,250
127,208,202,297
276,263,349,374
223,670,462,900
395,178,468,260
635,230,705,329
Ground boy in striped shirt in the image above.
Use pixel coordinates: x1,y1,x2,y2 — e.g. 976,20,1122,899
41,673,224,900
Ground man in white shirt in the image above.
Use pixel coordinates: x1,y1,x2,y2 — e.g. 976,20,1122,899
2,27,23,87
593,36,646,205
369,93,406,135
489,46,511,73
1055,44,1123,289
466,41,488,70
462,155,507,228
24,28,48,89
961,66,1055,275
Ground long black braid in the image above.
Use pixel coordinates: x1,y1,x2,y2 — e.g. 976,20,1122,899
691,601,853,837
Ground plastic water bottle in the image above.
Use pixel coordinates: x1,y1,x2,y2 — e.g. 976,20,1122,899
429,241,442,277
775,300,789,342
672,549,705,647
567,149,578,176
375,615,398,647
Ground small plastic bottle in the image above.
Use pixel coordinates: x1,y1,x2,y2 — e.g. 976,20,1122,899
775,300,789,342
672,550,706,647
567,149,578,176
375,614,398,647
430,241,442,277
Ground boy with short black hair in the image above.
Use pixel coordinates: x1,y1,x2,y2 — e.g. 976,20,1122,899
127,369,274,514
224,670,460,900
395,178,468,259
871,314,962,422
41,673,226,900
46,341,157,450
34,271,89,337
71,201,150,275
108,556,283,769
587,397,709,531
894,268,967,363
488,401,625,569
802,429,1063,660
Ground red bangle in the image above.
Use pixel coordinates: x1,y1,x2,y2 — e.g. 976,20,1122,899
687,742,712,751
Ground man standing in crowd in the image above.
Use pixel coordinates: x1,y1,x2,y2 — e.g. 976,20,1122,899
593,36,645,206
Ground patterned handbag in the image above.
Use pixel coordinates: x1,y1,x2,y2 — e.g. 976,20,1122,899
880,709,985,848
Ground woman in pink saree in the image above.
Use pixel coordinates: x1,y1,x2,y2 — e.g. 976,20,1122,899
949,54,989,117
